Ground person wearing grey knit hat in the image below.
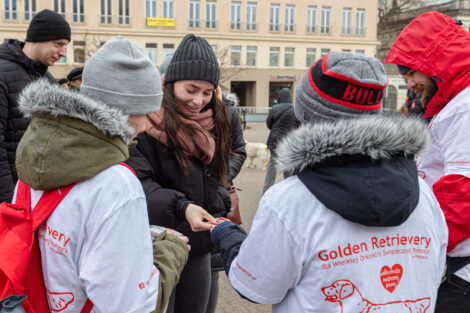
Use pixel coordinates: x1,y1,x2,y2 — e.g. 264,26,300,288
294,51,387,124
126,33,232,313
14,35,190,313
208,51,446,313
82,36,163,117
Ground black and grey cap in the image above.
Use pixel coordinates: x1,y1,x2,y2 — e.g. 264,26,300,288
67,67,83,81
26,9,71,42
295,51,388,123
164,34,220,87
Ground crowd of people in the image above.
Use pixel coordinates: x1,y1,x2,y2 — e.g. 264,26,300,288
0,8,469,313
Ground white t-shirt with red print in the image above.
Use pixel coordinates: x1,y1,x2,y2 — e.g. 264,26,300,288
228,176,447,313
416,86,470,280
25,165,159,313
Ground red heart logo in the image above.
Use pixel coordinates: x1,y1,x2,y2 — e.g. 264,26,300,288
380,264,403,293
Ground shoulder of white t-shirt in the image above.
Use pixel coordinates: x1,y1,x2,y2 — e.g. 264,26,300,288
435,86,470,123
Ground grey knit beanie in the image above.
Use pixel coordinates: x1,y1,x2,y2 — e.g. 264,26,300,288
164,34,220,87
81,36,163,115
295,51,388,123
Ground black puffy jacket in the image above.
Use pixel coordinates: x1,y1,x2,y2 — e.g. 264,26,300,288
226,104,246,183
126,133,231,258
0,39,55,202
266,88,299,151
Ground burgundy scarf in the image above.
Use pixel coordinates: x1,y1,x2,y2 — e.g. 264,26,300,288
146,107,215,165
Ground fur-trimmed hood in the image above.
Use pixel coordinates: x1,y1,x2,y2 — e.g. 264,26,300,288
16,79,132,190
276,114,431,227
19,78,134,143
276,114,430,173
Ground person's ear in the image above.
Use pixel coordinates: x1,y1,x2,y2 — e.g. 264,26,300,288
161,74,165,90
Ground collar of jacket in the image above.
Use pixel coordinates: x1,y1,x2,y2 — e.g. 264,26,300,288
0,39,48,75
16,79,132,190
275,114,431,227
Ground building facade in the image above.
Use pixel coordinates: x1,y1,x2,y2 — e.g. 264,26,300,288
1,0,379,108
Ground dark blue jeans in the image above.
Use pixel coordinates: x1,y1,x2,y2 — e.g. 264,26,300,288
166,253,211,313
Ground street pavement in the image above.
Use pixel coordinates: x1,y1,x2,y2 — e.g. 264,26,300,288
215,122,282,313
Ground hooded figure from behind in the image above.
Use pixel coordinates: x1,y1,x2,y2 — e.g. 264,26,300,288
263,87,299,193
210,51,448,313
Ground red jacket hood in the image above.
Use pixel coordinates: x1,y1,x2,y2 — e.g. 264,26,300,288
385,11,470,118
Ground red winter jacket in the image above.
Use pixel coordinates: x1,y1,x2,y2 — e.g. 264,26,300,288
387,11,470,253
385,11,470,119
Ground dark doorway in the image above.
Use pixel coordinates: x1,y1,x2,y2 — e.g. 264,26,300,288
230,81,256,107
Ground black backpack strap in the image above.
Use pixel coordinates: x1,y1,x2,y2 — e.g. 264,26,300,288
444,255,470,280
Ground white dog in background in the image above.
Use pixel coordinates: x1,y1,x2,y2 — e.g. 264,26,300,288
245,140,269,170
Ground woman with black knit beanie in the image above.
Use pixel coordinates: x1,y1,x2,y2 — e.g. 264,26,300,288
126,34,232,313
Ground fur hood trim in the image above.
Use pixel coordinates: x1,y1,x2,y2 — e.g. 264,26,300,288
276,114,431,172
18,78,134,144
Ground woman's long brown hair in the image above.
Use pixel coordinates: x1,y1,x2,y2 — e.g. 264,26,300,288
159,82,232,187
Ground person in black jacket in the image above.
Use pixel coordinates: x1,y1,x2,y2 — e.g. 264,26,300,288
263,88,299,193
126,34,231,313
0,9,70,202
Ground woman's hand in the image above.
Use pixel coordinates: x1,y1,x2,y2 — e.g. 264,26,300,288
185,203,217,232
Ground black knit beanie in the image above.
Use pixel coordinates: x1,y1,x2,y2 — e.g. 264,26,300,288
164,34,220,87
26,9,71,42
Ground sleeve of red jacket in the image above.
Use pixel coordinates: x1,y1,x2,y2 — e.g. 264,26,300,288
433,174,470,252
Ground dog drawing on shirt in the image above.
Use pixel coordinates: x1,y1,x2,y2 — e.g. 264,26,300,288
321,280,430,313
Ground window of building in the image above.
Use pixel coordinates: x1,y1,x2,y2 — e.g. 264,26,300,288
306,48,316,67
321,48,330,57
321,6,330,34
246,46,257,67
355,49,365,55
4,0,17,20
163,0,173,18
210,45,217,55
54,0,66,18
24,0,36,21
119,0,130,25
57,47,67,63
284,47,294,67
269,47,279,67
73,41,85,63
356,9,365,35
306,5,316,33
146,0,156,18
284,4,295,32
342,8,351,34
73,0,85,23
231,46,241,66
246,2,256,31
146,43,157,64
206,1,216,29
163,44,174,60
100,0,112,24
231,1,241,30
342,49,351,52
269,4,280,32
189,0,200,28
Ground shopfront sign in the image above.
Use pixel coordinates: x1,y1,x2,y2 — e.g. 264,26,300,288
270,74,299,81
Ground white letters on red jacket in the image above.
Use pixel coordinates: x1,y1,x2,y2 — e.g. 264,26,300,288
27,165,158,313
416,86,470,280
229,177,447,313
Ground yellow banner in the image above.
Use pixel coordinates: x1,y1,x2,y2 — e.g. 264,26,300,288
147,18,175,27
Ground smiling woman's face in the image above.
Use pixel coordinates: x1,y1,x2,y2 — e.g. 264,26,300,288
173,80,215,113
